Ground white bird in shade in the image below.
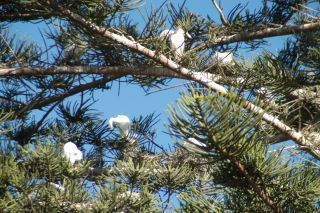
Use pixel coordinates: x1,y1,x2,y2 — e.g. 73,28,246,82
109,115,131,137
187,137,207,147
160,27,192,60
63,142,83,165
49,182,65,191
211,51,234,65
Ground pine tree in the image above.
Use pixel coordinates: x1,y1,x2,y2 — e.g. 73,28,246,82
0,0,320,212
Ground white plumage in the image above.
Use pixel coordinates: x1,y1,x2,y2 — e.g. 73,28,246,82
187,137,207,147
160,27,191,60
211,51,234,65
159,29,175,38
63,142,83,165
109,115,131,137
49,182,65,191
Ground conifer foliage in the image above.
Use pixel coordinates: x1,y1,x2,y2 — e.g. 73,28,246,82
0,0,320,212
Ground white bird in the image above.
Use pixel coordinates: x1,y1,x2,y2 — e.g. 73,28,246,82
160,27,192,60
211,51,234,65
187,137,207,147
109,115,131,137
63,142,83,165
49,182,65,191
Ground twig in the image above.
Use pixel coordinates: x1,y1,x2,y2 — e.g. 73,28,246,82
268,145,298,153
145,82,192,96
211,0,230,26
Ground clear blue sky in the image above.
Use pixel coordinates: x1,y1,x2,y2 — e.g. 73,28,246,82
9,1,286,149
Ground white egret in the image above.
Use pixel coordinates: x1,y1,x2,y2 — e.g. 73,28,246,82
109,115,131,137
211,51,234,65
63,142,83,165
160,27,192,60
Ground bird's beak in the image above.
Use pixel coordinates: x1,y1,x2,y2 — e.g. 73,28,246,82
185,32,192,39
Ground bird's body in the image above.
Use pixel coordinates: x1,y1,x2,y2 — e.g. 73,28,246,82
160,27,191,60
211,51,234,65
109,115,131,137
63,142,83,165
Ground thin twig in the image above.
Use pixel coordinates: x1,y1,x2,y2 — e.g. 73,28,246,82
211,0,230,26
145,82,192,96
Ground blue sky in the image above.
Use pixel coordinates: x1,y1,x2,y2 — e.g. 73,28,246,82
8,0,287,149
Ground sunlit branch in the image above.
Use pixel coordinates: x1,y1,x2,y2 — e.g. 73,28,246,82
212,21,320,46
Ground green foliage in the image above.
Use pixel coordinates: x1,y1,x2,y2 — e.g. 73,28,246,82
168,89,320,211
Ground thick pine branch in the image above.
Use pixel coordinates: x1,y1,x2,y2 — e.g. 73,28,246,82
45,3,320,159
0,66,185,78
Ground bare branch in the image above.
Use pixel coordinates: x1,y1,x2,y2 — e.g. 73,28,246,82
22,4,320,159
0,66,224,81
211,0,230,26
213,21,320,46
0,66,184,78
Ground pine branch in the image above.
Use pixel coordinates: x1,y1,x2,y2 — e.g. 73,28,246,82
229,155,283,212
47,3,320,159
0,66,184,78
207,20,320,47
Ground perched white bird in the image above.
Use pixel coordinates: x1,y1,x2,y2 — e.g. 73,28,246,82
63,142,83,165
187,137,207,147
160,27,192,60
211,51,234,65
109,115,131,137
49,182,65,191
